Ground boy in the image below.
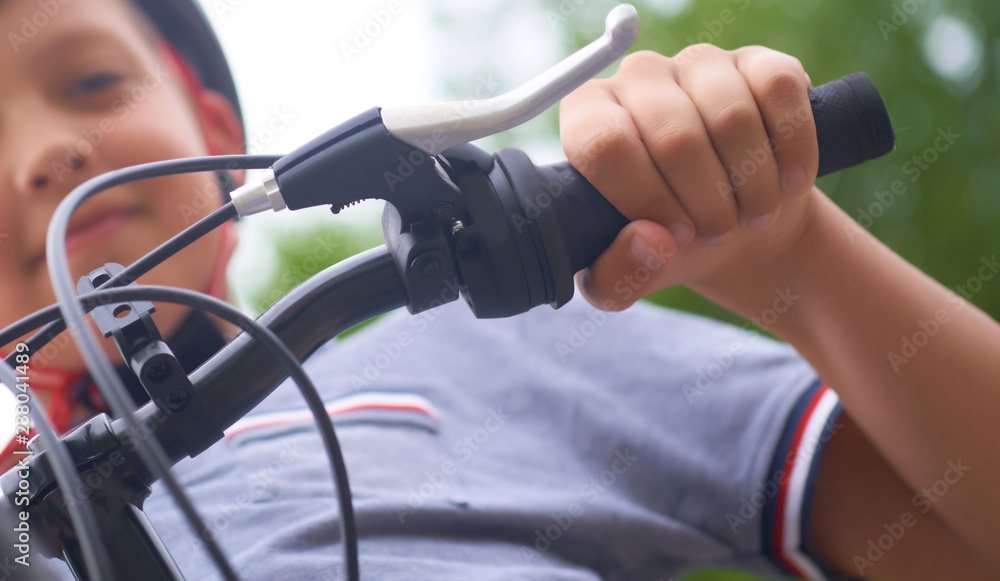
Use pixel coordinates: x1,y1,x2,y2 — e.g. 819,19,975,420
1,0,998,579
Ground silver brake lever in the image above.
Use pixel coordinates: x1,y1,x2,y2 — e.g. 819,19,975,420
381,4,640,156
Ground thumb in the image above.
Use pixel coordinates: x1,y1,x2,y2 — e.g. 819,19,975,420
576,220,679,311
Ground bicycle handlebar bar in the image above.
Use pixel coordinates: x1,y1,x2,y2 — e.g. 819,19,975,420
126,248,407,471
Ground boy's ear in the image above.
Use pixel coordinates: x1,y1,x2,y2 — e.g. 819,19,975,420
193,90,246,187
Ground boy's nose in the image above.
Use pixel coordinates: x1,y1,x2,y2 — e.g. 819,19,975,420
21,154,85,192
7,106,91,201
13,139,88,199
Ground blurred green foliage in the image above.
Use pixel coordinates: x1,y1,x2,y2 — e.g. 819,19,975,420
549,0,1000,331
236,214,383,318
239,1,997,578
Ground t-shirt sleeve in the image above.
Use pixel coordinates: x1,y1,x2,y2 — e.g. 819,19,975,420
759,381,850,580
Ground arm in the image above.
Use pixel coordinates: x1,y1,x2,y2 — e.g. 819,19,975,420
559,45,1000,575
715,184,1000,575
811,412,995,579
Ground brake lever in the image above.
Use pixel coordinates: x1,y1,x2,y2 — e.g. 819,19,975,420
228,3,640,219
380,4,639,155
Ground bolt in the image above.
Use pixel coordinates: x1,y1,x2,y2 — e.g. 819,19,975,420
148,361,172,384
410,251,445,279
433,202,454,220
165,390,190,412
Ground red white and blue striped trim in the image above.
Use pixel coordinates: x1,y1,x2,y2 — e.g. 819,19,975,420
224,391,441,439
763,381,844,580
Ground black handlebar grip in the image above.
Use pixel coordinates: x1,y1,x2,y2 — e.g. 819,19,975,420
811,73,896,176
549,72,895,275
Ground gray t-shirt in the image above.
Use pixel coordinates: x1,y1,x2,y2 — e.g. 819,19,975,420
47,296,845,580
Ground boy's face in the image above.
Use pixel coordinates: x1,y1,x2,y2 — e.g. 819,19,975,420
0,0,244,369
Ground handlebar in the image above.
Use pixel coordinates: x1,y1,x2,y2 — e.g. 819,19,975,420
87,66,900,477
141,248,407,468
436,72,895,318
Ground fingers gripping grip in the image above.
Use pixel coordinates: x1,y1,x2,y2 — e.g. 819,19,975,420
540,72,896,276
463,73,895,317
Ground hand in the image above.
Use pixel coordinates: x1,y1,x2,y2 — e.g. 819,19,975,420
560,45,821,310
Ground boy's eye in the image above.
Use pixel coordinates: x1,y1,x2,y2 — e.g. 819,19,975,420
69,73,124,96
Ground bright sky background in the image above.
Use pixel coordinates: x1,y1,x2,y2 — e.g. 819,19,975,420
197,0,441,297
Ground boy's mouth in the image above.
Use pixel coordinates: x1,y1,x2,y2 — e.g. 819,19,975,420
31,207,141,266
66,208,139,255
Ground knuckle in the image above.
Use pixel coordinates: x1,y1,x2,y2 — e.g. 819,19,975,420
565,114,634,175
619,50,665,75
776,111,815,145
710,101,760,144
735,45,767,57
647,121,703,168
561,78,608,112
675,43,722,66
784,54,807,76
761,67,808,110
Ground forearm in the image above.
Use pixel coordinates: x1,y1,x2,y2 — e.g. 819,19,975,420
811,413,995,579
699,191,1000,569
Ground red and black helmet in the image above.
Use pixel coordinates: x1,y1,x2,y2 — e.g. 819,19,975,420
131,0,242,127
